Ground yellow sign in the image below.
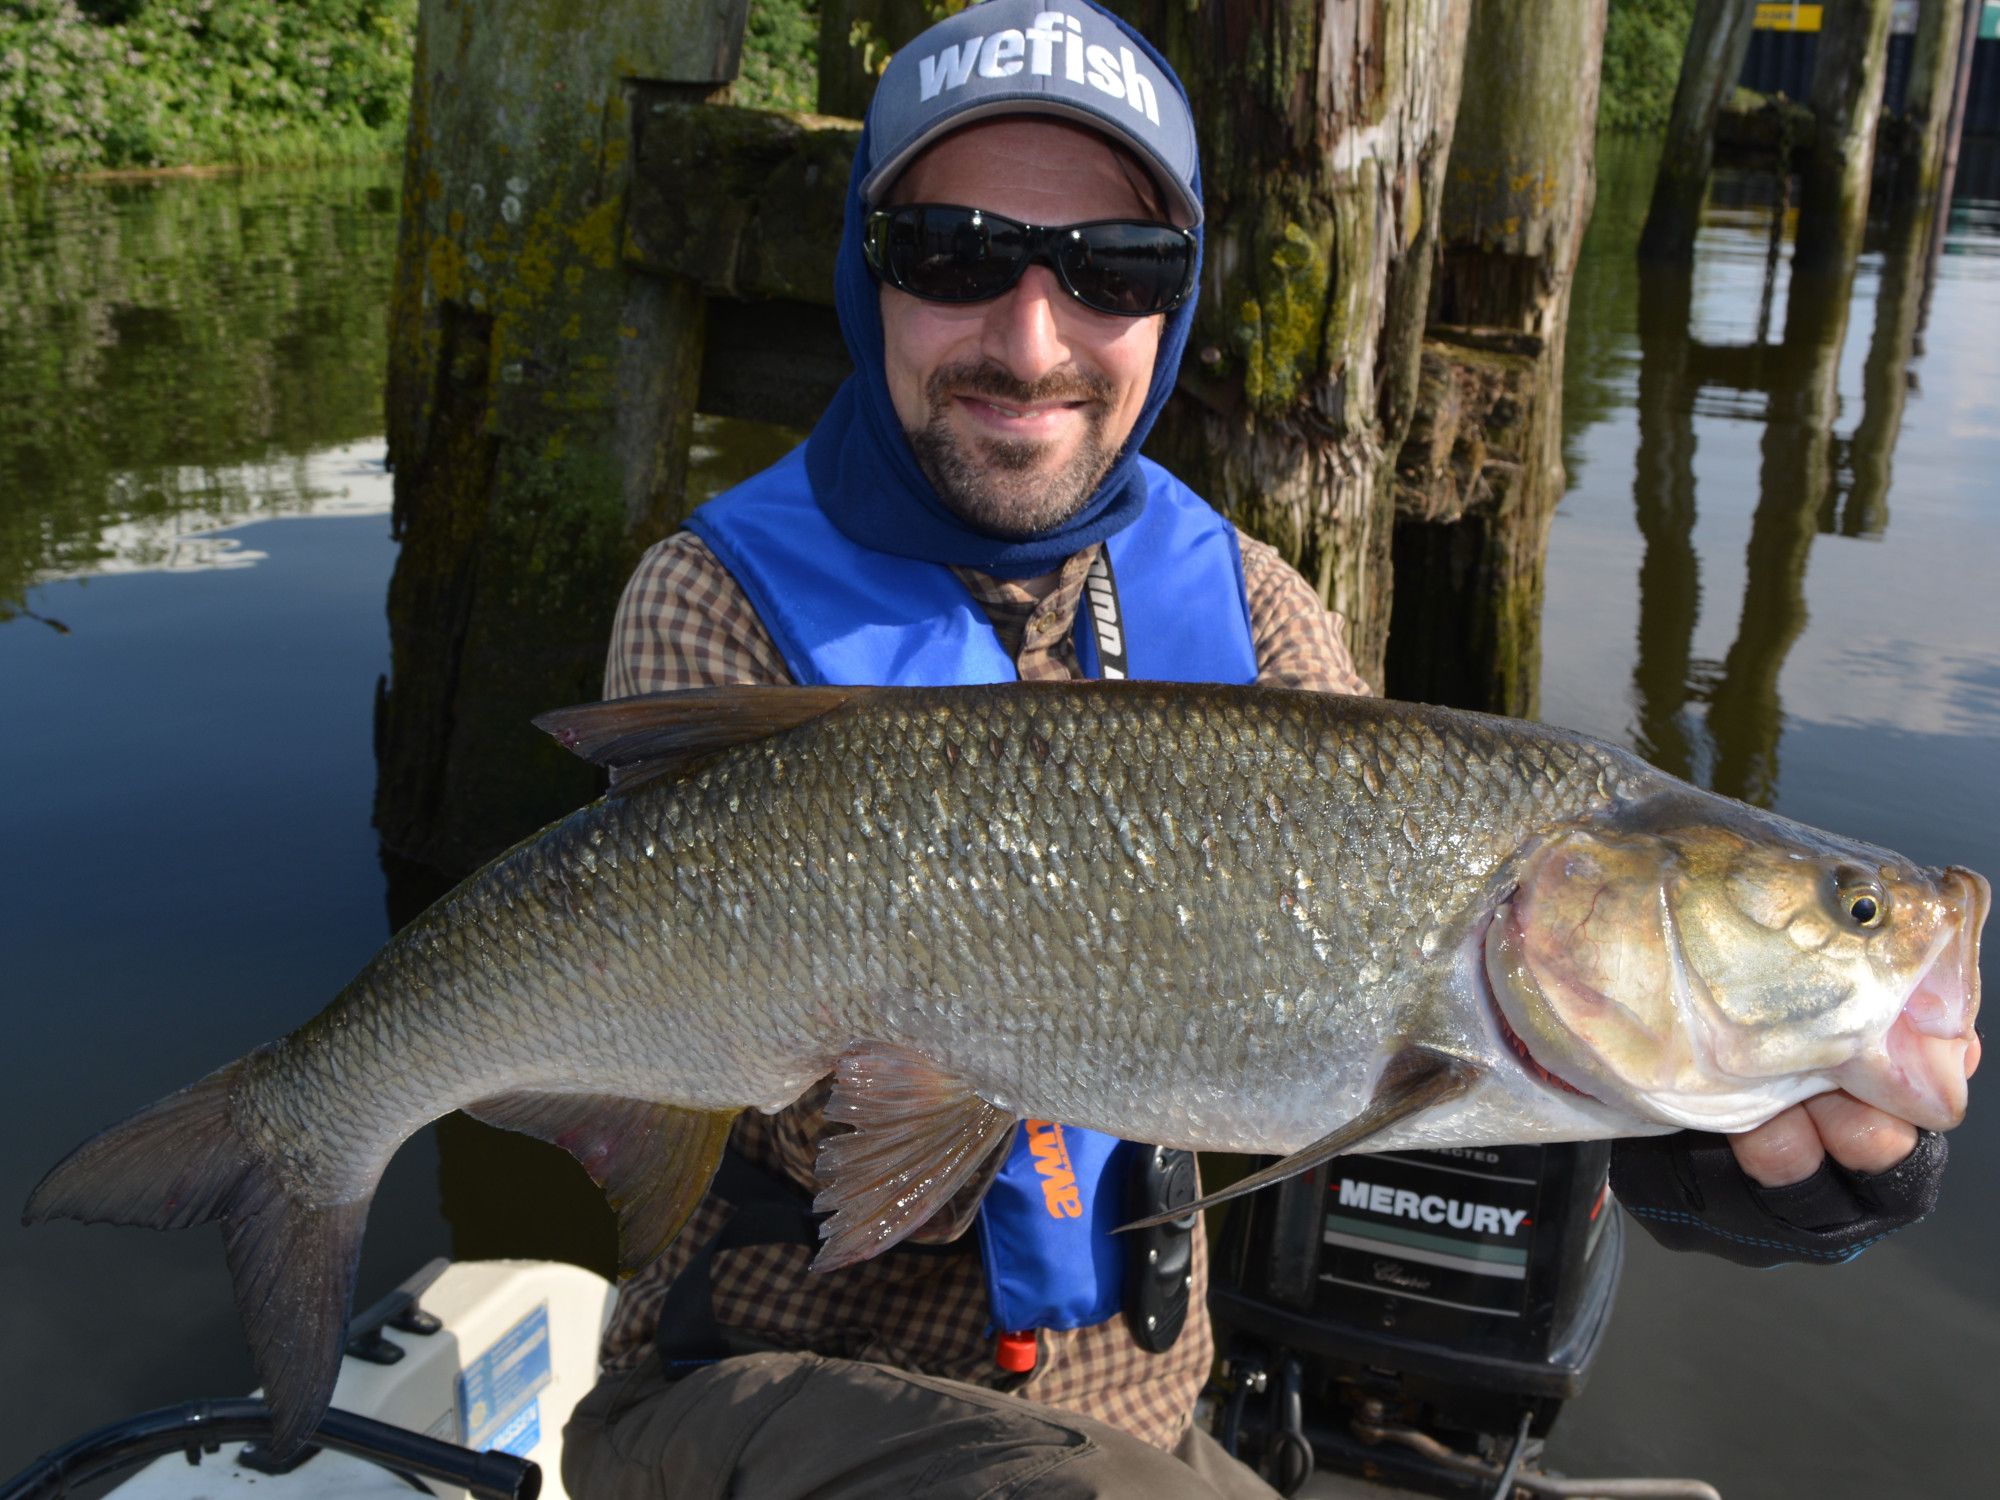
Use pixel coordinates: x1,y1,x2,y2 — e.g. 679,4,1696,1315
1754,3,1823,30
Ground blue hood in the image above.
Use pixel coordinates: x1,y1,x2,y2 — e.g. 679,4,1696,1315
802,2,1202,581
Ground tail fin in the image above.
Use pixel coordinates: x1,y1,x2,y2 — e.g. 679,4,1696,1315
23,1060,368,1459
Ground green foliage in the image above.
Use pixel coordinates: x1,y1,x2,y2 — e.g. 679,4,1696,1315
735,0,820,112
1,0,417,176
1600,0,1698,134
0,163,399,613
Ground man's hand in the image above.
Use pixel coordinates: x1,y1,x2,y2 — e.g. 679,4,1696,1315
1729,1093,1919,1184
1612,1037,1973,1266
1728,1031,1979,1187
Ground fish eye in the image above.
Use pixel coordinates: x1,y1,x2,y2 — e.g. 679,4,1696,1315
1835,868,1887,928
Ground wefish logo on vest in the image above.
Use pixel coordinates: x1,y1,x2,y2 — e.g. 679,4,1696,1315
916,10,1163,127
1025,1120,1084,1218
1338,1177,1531,1237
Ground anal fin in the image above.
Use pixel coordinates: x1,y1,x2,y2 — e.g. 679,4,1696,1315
811,1041,1018,1273
1117,1048,1479,1232
463,1093,737,1275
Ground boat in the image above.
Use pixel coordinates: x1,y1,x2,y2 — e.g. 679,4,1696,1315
0,1197,1725,1500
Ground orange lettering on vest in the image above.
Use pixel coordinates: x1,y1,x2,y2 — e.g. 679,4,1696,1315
1025,1121,1084,1218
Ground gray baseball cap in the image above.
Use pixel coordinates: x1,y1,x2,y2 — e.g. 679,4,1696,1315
859,1,1202,228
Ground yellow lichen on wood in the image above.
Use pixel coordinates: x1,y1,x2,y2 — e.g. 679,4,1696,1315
1237,219,1333,412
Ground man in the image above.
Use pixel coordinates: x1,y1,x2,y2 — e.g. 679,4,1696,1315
564,5,1953,1496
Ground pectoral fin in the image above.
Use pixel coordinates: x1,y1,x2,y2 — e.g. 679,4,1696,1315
1116,1048,1479,1233
810,1040,1018,1273
463,1093,738,1275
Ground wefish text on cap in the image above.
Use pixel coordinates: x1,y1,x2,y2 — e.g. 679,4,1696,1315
859,1,1203,228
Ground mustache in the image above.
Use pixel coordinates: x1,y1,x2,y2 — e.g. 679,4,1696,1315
924,360,1118,413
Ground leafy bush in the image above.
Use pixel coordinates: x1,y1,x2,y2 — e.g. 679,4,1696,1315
736,0,818,112
1600,0,1698,134
1,0,417,176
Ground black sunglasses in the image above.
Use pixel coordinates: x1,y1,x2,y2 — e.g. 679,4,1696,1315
863,203,1196,318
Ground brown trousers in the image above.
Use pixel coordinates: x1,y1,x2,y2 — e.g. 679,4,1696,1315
562,1352,1281,1500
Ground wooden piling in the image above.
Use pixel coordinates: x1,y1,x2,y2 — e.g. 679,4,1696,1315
377,0,748,884
1638,0,1760,263
1382,0,1607,718
1930,0,1985,260
1793,0,1898,271
1111,0,1476,689
1886,0,1972,203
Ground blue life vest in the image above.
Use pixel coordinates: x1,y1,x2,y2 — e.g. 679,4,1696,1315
686,446,1257,1334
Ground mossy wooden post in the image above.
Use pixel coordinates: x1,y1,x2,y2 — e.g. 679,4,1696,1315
1886,0,1971,204
1382,0,1607,718
1638,0,1759,263
1793,0,1897,271
380,0,750,1275
1110,0,1475,689
379,0,748,894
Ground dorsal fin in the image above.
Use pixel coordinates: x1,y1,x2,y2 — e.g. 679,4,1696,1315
534,685,873,793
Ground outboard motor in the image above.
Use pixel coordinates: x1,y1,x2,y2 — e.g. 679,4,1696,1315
1207,1142,1625,1497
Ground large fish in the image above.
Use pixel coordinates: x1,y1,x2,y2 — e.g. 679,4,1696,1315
25,683,1985,1453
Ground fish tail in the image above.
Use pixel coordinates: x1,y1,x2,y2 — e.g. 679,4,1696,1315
23,1059,365,1459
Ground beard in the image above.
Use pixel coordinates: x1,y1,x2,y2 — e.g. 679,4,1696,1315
904,360,1122,539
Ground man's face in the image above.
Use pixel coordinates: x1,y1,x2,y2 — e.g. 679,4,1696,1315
880,118,1167,539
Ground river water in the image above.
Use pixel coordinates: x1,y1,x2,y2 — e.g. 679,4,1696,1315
1,142,1996,1495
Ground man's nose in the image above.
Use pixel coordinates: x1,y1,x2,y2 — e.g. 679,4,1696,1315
982,264,1074,383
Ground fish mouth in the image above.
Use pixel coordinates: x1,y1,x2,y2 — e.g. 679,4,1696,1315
1833,864,1988,1131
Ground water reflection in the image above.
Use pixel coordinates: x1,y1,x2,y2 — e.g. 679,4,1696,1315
1625,182,1939,807
1631,266,1702,782
0,167,399,620
1544,135,2000,1500
0,163,427,1475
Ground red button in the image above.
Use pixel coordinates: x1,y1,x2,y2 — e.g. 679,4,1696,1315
995,1330,1037,1372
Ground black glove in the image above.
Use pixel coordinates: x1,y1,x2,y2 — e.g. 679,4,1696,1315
1608,1127,1947,1269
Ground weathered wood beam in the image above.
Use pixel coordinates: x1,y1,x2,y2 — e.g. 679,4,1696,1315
624,102,860,304
1639,0,1760,263
697,298,853,428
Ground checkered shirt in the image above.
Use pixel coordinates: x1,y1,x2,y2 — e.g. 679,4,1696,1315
595,519,1367,1451
603,530,1369,697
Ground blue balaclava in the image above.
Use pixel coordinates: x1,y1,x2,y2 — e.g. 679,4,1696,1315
803,0,1204,581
